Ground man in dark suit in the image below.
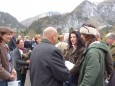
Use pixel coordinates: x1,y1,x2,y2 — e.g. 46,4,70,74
8,31,17,51
30,27,70,86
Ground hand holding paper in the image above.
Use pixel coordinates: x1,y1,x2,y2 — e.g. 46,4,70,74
65,61,74,70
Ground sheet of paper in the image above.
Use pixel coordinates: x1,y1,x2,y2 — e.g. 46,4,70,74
105,79,109,84
65,61,74,70
8,80,21,86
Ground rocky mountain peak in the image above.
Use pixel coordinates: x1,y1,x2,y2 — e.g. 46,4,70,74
0,11,25,29
98,0,115,25
11,0,115,33
72,0,98,18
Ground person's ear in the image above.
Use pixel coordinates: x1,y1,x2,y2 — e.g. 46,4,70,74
0,33,2,37
52,34,55,40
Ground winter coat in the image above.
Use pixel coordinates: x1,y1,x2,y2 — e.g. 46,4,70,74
110,44,115,69
63,47,85,64
0,43,13,81
63,46,85,85
13,48,30,74
102,42,113,78
78,41,110,86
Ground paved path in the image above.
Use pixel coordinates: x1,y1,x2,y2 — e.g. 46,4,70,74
25,70,31,86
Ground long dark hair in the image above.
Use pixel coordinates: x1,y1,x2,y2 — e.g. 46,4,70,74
68,30,85,50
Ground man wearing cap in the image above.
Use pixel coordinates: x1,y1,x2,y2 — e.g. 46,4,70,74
77,24,110,86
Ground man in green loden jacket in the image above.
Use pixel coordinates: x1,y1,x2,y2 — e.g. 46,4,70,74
78,24,108,86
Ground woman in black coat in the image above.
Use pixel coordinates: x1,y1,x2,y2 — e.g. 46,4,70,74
13,38,31,86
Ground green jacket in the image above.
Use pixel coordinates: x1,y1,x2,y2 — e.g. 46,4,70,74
110,44,115,69
78,41,111,86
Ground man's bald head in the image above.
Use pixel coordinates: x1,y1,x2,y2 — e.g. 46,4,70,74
43,27,58,45
43,27,57,37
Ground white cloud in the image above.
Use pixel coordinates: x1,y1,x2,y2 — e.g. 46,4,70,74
0,0,104,21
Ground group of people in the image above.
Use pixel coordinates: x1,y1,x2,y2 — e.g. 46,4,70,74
0,24,115,86
0,27,41,86
56,24,113,86
29,24,114,86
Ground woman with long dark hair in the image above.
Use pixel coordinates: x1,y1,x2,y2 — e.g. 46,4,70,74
64,30,85,63
63,30,85,86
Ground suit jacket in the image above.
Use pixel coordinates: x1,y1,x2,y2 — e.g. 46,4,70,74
24,40,32,50
30,39,70,86
0,43,13,81
8,37,16,51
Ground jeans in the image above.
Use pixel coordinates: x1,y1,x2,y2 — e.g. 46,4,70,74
0,81,7,86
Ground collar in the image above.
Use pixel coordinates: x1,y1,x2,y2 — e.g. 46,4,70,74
41,38,52,44
90,41,100,45
110,43,115,48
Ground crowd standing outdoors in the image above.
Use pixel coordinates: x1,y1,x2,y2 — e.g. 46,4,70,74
0,24,115,86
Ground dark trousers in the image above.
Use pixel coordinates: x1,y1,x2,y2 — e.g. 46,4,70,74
17,72,26,86
108,70,115,86
0,81,7,86
64,82,76,86
64,75,77,86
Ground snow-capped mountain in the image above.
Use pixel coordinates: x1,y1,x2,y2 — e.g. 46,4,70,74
20,11,61,27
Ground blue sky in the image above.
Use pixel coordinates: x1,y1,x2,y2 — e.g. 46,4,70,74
0,0,104,21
